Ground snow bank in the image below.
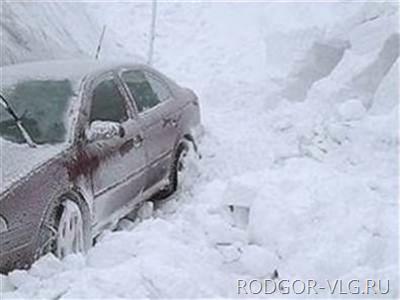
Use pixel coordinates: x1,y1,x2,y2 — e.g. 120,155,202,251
1,2,94,66
243,1,399,294
0,2,137,66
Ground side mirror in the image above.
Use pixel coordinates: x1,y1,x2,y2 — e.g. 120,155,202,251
86,120,124,142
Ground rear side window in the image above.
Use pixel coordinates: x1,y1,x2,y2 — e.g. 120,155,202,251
146,73,172,102
121,70,160,113
90,78,128,123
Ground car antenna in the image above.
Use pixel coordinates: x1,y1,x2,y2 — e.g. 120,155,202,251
147,0,157,66
0,93,36,147
94,25,107,60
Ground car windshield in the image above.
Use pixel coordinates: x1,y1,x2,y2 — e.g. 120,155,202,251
0,79,75,145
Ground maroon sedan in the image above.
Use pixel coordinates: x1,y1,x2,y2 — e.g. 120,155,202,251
0,60,201,273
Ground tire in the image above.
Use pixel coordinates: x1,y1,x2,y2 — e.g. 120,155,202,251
35,195,91,260
156,142,188,200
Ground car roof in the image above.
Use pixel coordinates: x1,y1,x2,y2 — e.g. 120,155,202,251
0,58,146,88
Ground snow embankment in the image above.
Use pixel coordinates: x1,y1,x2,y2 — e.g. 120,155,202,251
235,1,399,292
1,2,90,66
0,2,137,66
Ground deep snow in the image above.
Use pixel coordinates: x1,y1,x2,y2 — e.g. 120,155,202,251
1,1,399,298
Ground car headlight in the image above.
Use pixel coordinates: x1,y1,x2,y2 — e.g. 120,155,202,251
0,216,8,233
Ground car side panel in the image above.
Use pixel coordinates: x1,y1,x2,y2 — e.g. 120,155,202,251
76,72,148,229
175,88,201,139
0,153,71,273
144,67,201,142
117,67,173,191
139,109,171,190
89,120,147,228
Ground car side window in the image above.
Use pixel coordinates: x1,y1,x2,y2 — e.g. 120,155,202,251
145,73,172,102
90,78,128,123
121,70,160,113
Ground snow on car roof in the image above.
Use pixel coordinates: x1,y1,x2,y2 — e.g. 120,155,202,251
0,58,145,88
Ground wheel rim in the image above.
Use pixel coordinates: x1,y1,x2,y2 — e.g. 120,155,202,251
56,200,84,258
177,149,188,187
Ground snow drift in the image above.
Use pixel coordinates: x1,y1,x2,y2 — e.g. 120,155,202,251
0,2,137,66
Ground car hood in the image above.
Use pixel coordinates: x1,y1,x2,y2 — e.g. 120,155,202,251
0,138,65,194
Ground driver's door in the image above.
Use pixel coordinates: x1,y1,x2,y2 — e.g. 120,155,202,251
86,72,146,227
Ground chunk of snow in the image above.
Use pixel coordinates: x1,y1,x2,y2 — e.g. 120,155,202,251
338,99,367,121
0,274,16,293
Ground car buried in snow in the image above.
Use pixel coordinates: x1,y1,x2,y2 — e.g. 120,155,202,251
0,60,201,273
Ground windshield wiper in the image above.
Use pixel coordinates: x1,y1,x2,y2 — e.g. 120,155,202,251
0,93,36,148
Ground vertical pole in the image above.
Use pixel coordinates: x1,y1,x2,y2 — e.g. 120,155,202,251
95,25,107,60
148,0,157,66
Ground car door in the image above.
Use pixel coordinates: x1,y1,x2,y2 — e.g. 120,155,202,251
86,72,146,226
119,68,175,191
144,71,181,153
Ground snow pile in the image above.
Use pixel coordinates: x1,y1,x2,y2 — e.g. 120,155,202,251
244,0,399,285
0,2,137,66
1,2,91,66
1,1,399,298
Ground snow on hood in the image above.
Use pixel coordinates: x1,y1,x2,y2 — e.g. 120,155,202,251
0,138,65,194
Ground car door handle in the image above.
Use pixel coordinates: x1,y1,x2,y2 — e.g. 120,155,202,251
162,118,178,128
119,139,134,156
133,134,144,148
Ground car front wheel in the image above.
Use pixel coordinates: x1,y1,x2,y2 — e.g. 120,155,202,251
36,195,90,261
55,200,85,258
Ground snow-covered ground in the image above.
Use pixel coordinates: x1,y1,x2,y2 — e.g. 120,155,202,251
1,1,399,298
